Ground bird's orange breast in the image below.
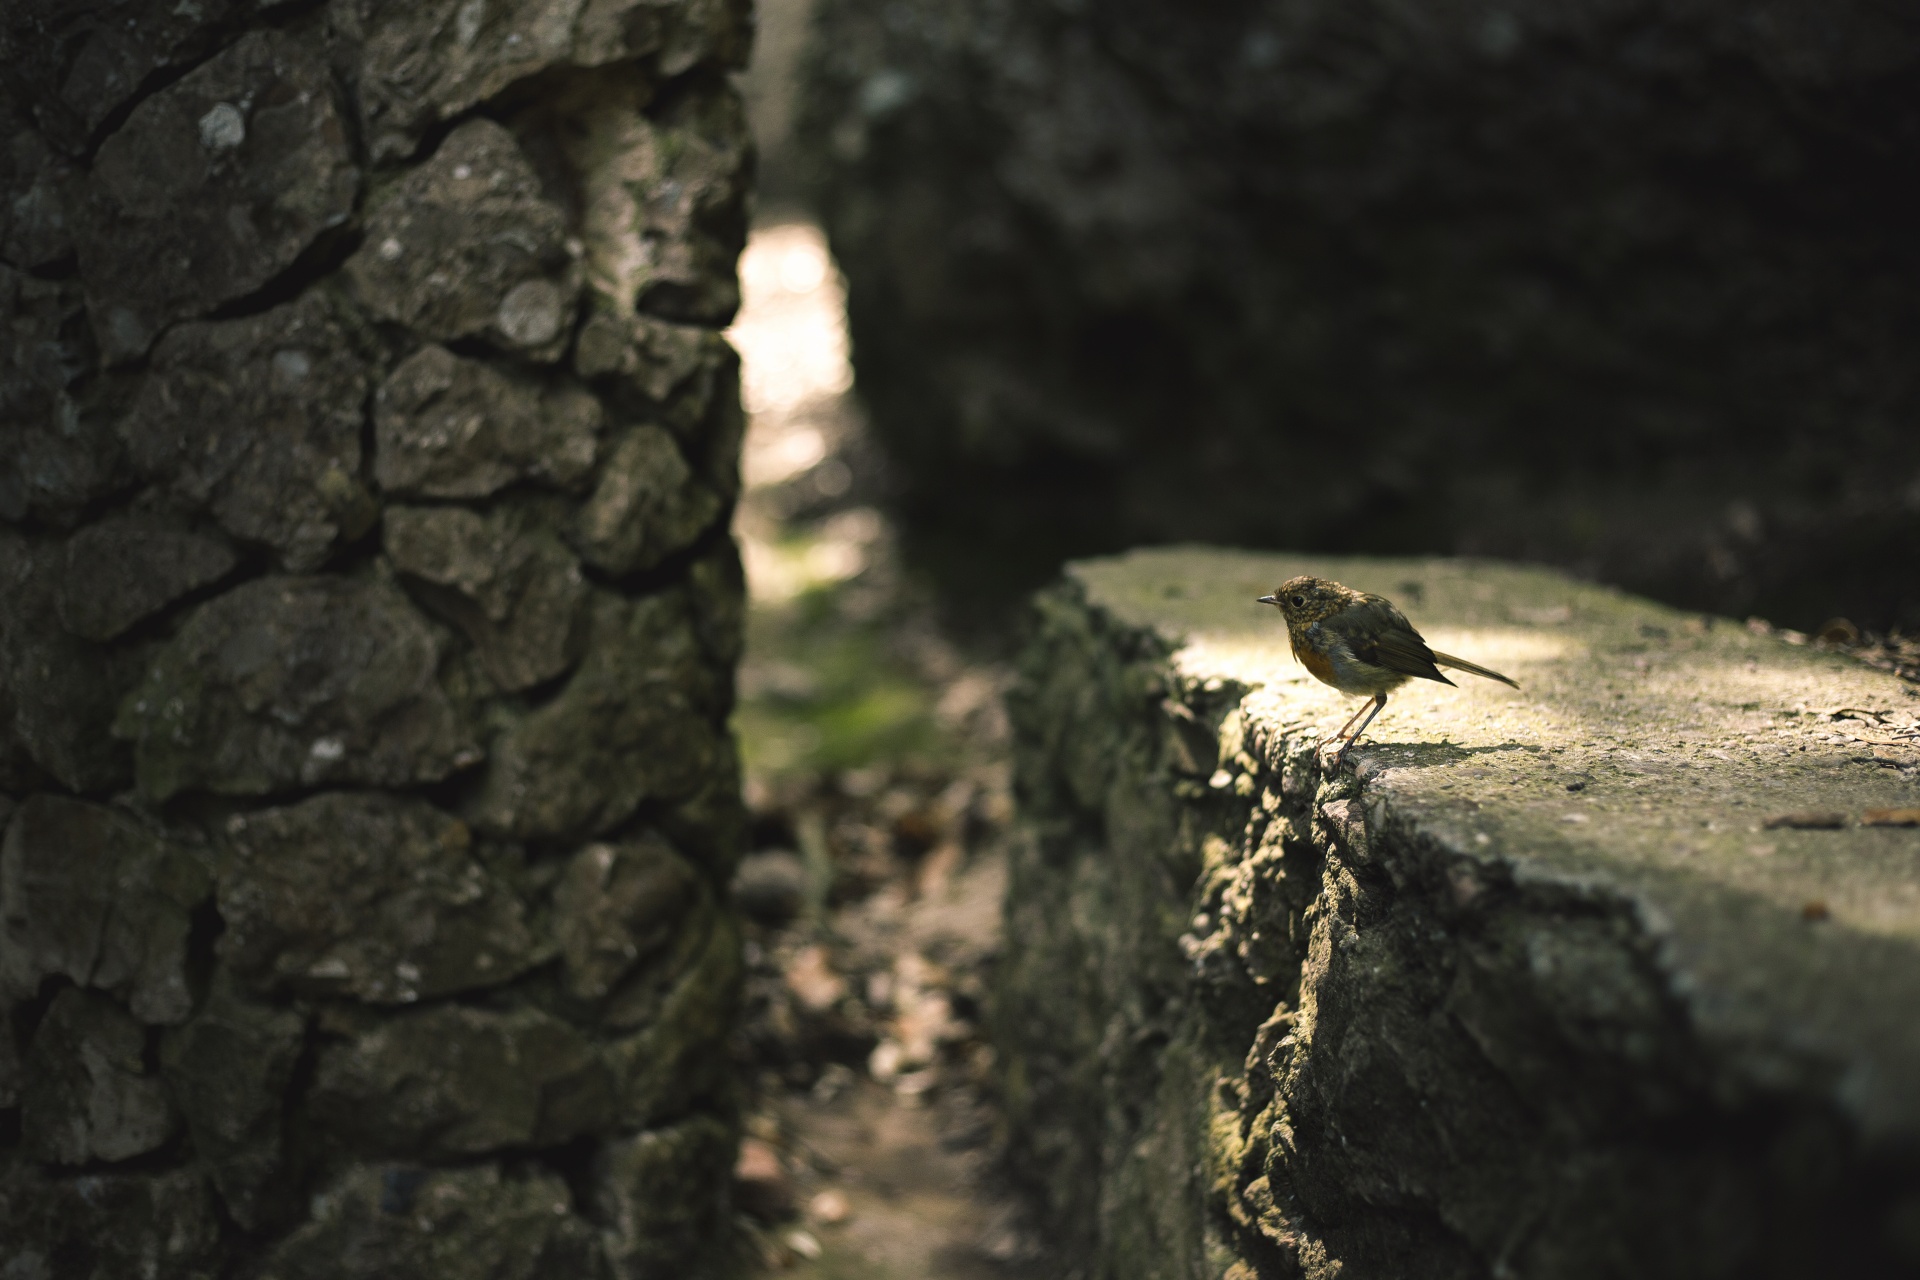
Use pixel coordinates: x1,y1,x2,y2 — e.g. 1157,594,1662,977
1293,635,1338,687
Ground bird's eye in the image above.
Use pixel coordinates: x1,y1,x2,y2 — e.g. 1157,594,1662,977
1289,595,1306,608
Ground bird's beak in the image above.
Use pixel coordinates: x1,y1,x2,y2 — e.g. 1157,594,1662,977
1257,595,1278,607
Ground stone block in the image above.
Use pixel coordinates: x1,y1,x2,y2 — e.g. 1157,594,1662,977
466,588,725,841
0,1164,222,1280
258,1163,604,1280
552,837,699,1003
0,269,124,525
115,576,481,800
373,344,601,499
73,30,359,362
0,127,75,268
58,511,238,642
345,119,579,361
217,791,533,1003
308,1005,614,1157
385,504,591,693
595,1114,735,1280
161,978,305,1229
346,0,752,164
603,885,740,1123
998,548,1920,1278
21,986,177,1164
0,794,209,1024
120,290,375,572
571,424,725,576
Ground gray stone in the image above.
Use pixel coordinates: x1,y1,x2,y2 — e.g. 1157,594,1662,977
0,1164,222,1280
161,979,305,1229
58,511,238,642
595,1114,735,1280
120,291,376,573
0,533,145,792
22,987,177,1165
730,850,804,925
602,886,740,1122
257,1163,604,1280
218,792,533,1003
345,0,751,163
0,268,124,524
574,309,730,414
0,1001,20,1109
0,127,75,268
344,119,579,361
73,30,359,362
571,424,725,576
552,837,698,1003
309,1005,614,1157
373,344,601,498
386,504,592,692
560,84,750,325
999,547,1920,1279
466,588,725,841
0,794,209,1024
115,575,481,800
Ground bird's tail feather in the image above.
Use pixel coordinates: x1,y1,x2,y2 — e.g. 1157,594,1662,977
1430,650,1520,688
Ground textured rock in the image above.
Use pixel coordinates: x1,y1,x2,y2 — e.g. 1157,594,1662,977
0,794,209,1024
999,548,1920,1280
58,510,238,642
552,837,700,1002
0,127,75,268
121,290,376,573
802,0,1920,631
385,504,591,692
218,792,533,1003
345,120,579,361
0,1164,223,1280
596,1114,736,1280
467,588,726,840
0,269,123,525
73,30,359,362
603,883,741,1122
374,344,602,498
574,310,731,420
572,424,726,575
310,1006,614,1157
21,986,176,1164
161,979,305,1229
346,0,753,163
116,575,480,800
259,1163,604,1280
0,533,146,792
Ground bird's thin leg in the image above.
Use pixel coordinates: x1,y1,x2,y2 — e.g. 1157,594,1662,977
1332,698,1374,743
1331,694,1388,770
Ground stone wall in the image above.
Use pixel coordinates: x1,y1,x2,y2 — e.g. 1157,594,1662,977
0,3,751,1274
799,0,1920,630
998,548,1920,1279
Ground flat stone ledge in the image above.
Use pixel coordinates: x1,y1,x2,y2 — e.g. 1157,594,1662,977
996,548,1920,1280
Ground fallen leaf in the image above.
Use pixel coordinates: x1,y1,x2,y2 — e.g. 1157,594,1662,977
1802,900,1831,921
1863,809,1920,828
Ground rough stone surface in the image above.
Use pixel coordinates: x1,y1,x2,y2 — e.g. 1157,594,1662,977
2,3,748,1271
115,575,480,800
260,1163,605,1280
802,0,1920,631
385,504,591,692
466,588,728,841
374,344,602,498
998,548,1920,1280
345,119,580,361
218,792,534,1003
21,986,176,1165
121,291,377,572
73,30,359,362
0,794,209,1024
310,1006,615,1157
596,1114,736,1280
58,510,238,642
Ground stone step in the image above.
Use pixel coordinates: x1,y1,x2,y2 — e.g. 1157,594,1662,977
997,548,1920,1280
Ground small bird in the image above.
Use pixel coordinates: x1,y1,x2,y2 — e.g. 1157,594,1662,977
1258,575,1518,768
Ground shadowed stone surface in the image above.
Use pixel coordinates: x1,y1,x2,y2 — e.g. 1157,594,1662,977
73,30,359,363
58,510,238,642
116,575,480,800
0,270,121,526
552,837,699,1002
596,1114,736,1280
0,794,209,1024
999,548,1920,1279
217,792,533,1003
21,986,176,1165
573,424,726,575
121,291,376,572
345,119,580,361
0,1165,222,1280
374,344,602,498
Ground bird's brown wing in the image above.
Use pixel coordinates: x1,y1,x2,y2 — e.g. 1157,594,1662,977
1341,600,1455,686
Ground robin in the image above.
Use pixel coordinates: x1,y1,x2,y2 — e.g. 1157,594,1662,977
1258,575,1519,768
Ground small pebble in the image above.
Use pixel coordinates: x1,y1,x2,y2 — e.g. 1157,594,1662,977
808,1189,851,1225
